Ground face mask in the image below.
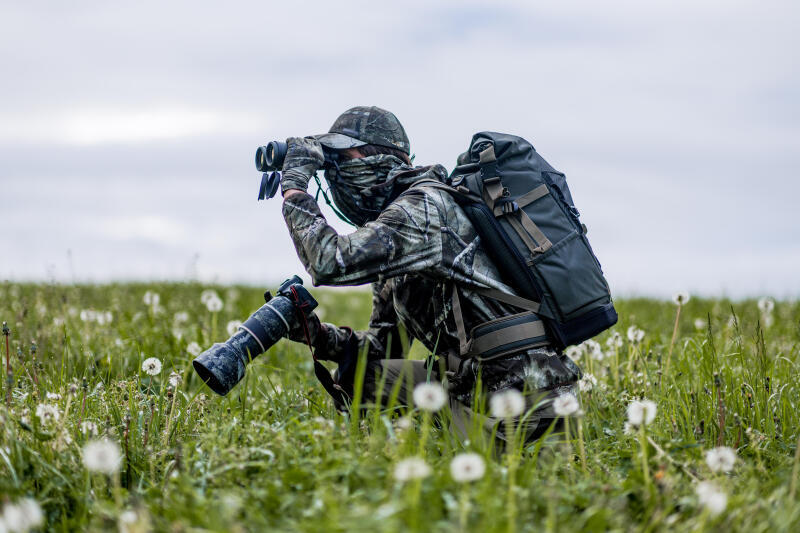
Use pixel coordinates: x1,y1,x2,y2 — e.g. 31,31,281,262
325,154,407,226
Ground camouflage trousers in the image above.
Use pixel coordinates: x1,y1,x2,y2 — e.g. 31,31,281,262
358,355,577,448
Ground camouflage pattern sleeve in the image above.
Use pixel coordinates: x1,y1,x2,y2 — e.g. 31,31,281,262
313,279,410,362
282,190,442,286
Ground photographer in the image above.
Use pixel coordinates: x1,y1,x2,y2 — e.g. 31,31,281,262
279,106,582,445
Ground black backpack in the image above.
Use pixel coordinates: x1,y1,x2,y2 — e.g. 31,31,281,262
412,132,617,350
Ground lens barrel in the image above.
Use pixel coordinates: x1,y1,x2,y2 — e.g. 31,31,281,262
255,141,288,171
192,277,317,396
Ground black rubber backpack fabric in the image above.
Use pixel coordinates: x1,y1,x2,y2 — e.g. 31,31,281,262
433,132,617,349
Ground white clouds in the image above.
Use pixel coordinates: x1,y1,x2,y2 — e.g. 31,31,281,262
0,108,258,145
0,1,798,296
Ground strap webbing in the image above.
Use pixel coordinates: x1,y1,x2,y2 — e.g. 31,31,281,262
516,211,552,254
451,288,470,356
471,286,541,313
516,184,550,208
471,318,547,355
507,213,542,255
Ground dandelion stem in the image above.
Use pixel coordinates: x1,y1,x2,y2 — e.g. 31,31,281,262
790,434,800,501
639,425,651,491
577,419,588,474
665,304,682,375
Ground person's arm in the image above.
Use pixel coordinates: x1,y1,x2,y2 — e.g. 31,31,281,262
282,188,443,286
314,278,410,362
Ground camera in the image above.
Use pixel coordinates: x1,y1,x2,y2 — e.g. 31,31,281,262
192,275,317,396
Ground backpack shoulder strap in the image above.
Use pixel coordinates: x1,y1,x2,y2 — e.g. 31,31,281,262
406,179,482,203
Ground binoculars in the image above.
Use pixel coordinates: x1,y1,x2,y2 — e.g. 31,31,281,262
255,141,288,172
192,275,317,396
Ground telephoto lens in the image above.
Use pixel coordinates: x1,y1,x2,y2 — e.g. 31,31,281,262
192,276,317,395
254,140,288,171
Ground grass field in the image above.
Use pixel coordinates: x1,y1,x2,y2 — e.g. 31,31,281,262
0,282,798,532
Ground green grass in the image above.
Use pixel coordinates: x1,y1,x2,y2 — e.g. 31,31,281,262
1,282,799,532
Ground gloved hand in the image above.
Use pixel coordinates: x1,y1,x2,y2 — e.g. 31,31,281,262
285,311,326,348
281,136,325,195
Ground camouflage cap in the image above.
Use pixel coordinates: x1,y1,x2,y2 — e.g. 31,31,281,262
313,106,410,155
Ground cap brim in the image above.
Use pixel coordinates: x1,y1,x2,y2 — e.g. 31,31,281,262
312,132,367,150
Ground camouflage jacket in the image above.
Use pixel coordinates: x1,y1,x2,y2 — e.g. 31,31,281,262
282,165,581,396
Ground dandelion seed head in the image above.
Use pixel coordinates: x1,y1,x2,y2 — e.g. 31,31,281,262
627,325,645,344
605,331,623,349
141,357,162,376
553,393,580,416
490,389,525,418
413,382,447,412
694,318,706,330
35,403,60,426
696,481,727,516
186,342,202,357
173,311,189,324
395,416,413,432
565,345,582,361
168,371,182,389
143,291,160,307
45,392,62,401
82,439,121,474
578,374,597,392
205,295,223,313
2,498,44,533
450,453,486,482
627,399,657,427
757,297,775,315
81,421,99,437
672,291,690,305
705,446,736,473
393,457,431,482
226,320,243,336
200,289,219,305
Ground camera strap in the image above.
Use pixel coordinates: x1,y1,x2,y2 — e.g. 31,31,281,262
289,284,351,408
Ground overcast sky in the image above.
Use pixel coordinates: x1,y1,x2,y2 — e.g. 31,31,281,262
1,0,798,298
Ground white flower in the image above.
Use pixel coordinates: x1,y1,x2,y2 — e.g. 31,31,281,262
186,342,202,357
79,309,96,322
45,392,62,401
205,295,223,313
627,399,657,427
578,374,597,392
627,325,645,344
450,453,486,482
552,393,580,416
141,357,162,376
173,311,189,324
393,457,431,482
168,371,182,389
413,382,447,412
35,403,60,426
226,320,243,336
695,481,727,516
757,297,775,314
623,421,636,435
81,421,99,437
119,510,138,532
200,289,219,305
580,339,604,361
490,389,525,418
605,331,623,349
2,498,44,533
705,446,736,473
143,291,160,307
672,291,690,305
694,318,706,330
82,439,121,474
395,416,413,431
565,345,582,361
